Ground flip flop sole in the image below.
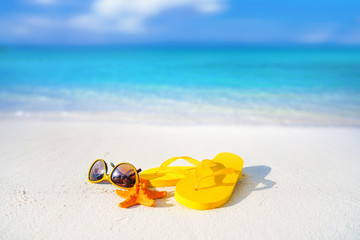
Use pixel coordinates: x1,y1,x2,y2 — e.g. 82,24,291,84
174,153,244,210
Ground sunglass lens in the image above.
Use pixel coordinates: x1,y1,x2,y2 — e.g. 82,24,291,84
89,160,105,181
111,164,136,188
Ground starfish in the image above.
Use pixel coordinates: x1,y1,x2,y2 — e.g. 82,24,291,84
115,182,167,208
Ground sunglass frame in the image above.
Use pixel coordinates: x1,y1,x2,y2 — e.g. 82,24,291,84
88,159,140,189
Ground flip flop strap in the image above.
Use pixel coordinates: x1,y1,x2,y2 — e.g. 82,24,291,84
195,167,240,190
156,156,201,176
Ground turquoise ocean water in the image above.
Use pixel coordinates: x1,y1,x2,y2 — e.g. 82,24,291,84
1,46,360,126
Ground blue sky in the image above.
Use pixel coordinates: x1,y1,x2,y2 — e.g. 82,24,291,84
0,0,359,45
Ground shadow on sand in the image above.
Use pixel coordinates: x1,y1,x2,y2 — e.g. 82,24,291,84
226,165,276,207
155,190,175,208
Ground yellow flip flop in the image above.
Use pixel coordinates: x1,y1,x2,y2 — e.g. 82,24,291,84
140,156,201,187
174,152,244,210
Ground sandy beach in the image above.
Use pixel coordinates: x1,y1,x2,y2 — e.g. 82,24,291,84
1,120,359,239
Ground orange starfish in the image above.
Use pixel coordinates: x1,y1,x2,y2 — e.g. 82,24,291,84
115,182,167,208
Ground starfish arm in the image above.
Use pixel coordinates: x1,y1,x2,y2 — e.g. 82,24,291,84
115,189,132,199
145,189,167,199
116,183,166,208
118,196,138,208
140,178,149,186
137,194,156,207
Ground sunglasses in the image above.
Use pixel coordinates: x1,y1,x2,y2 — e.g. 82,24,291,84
88,159,142,189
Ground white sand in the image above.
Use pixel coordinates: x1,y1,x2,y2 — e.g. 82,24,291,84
0,120,359,239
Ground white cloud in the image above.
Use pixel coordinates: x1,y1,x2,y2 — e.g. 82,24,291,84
294,20,360,44
296,31,333,43
12,26,31,35
338,18,360,44
292,23,339,44
24,16,60,27
338,28,360,44
69,0,225,33
0,15,62,39
32,0,57,5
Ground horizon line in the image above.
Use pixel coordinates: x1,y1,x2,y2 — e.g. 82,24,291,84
1,41,360,48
